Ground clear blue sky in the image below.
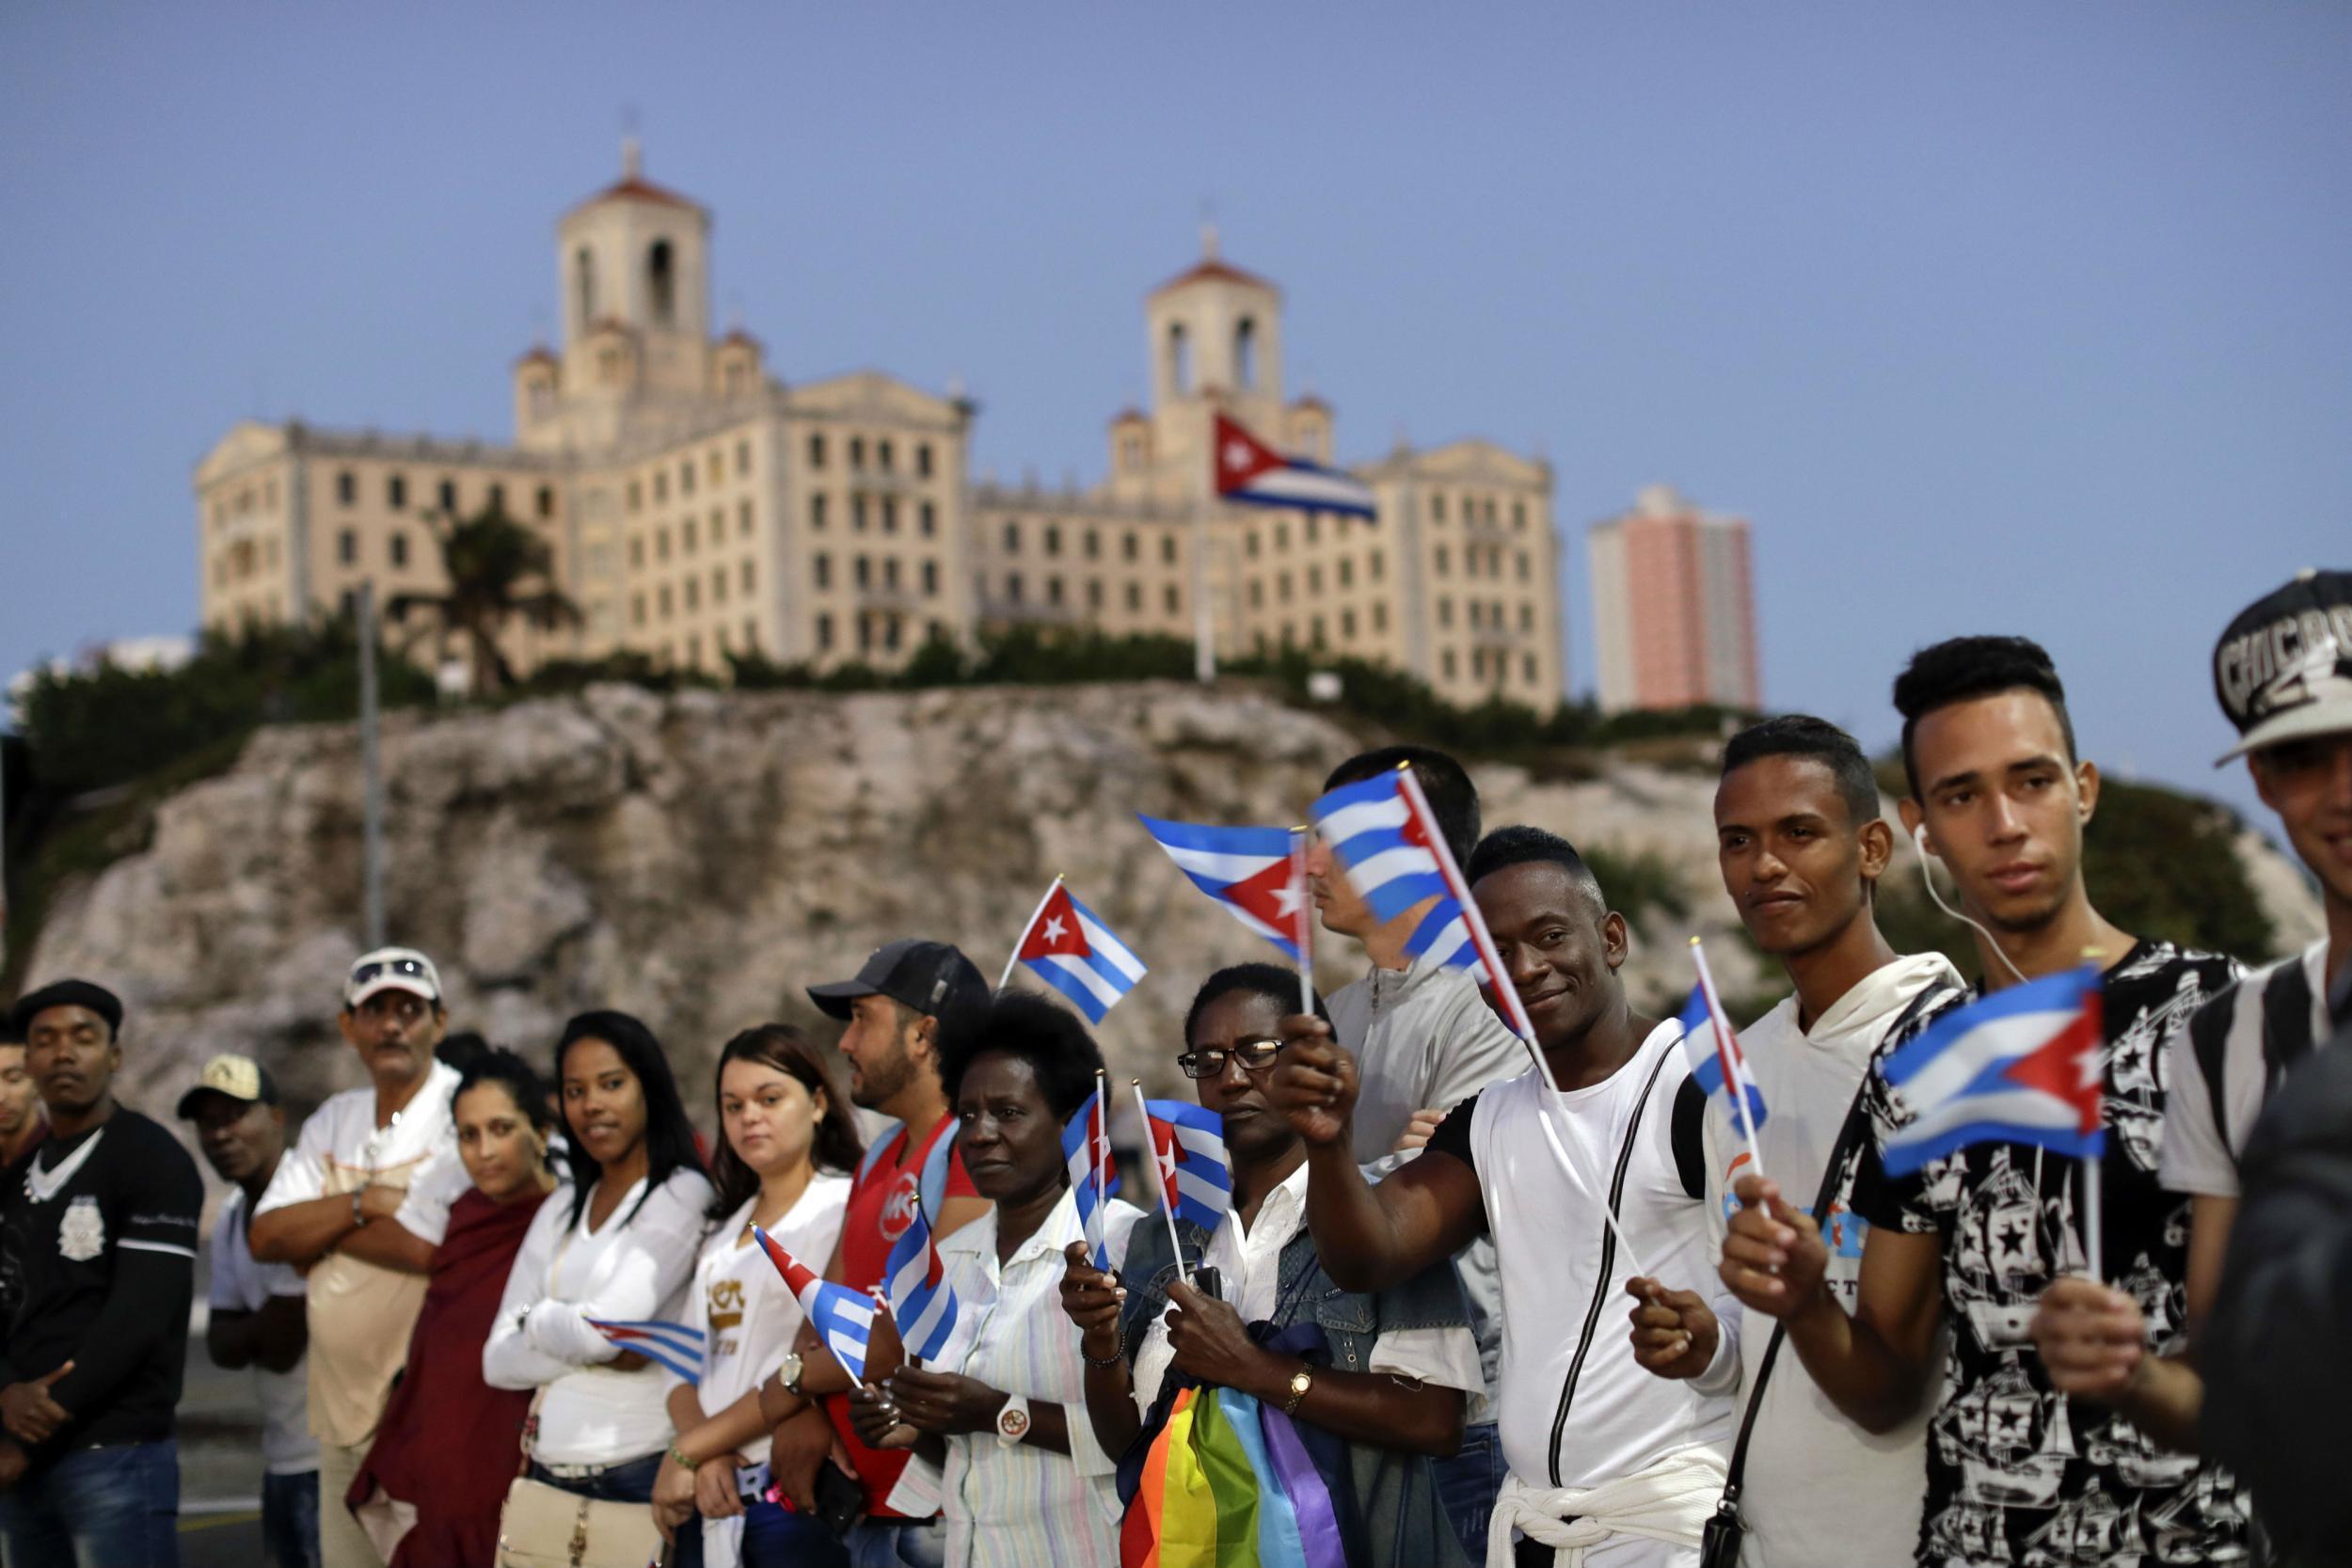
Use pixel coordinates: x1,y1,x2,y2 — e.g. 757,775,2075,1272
4,3,2346,824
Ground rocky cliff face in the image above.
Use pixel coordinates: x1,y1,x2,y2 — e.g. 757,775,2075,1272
23,681,2324,1133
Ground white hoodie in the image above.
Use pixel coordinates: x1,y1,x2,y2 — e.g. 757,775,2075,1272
1701,950,1961,1568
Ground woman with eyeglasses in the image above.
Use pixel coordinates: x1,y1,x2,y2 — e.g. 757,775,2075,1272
349,1048,559,1566
485,1012,713,1517
654,1026,864,1568
1057,964,1478,1568
850,991,1143,1568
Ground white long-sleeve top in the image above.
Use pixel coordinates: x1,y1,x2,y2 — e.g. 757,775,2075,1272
483,1168,714,1466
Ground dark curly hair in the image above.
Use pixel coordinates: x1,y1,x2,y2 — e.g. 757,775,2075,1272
453,1047,556,1135
1182,962,1329,1047
943,992,1104,1123
1464,824,1606,917
1721,714,1883,830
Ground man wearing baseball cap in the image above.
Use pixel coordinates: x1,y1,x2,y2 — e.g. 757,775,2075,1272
761,940,991,1568
0,980,203,1567
248,948,470,1568
182,1055,319,1568
2031,570,2352,1466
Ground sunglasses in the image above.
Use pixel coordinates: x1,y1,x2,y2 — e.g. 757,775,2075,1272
1177,1037,1284,1079
351,958,432,986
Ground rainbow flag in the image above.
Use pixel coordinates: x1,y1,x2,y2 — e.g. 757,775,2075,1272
1119,1385,1345,1568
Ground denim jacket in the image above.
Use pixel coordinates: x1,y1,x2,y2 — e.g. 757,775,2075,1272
1115,1214,1471,1568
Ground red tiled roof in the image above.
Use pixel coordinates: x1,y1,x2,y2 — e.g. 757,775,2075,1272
516,345,557,366
721,326,762,349
1150,257,1274,297
573,175,700,214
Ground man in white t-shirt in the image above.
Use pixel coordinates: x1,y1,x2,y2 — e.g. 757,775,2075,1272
250,948,469,1568
1637,716,1960,1566
1311,745,1526,1559
181,1053,320,1568
1277,827,1740,1566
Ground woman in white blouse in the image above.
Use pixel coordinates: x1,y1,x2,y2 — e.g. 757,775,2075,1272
485,1010,714,1512
852,992,1142,1568
654,1025,864,1568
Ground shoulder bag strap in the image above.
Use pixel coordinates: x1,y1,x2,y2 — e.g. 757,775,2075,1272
1719,1067,1879,1503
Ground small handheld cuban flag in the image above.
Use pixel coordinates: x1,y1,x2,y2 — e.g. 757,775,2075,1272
1062,1071,1116,1272
1137,1093,1232,1235
1877,967,2105,1178
1675,987,1769,1132
881,1199,960,1365
1212,413,1377,518
752,1227,880,1386
1136,816,1308,961
1003,879,1148,1025
587,1319,705,1385
1308,767,1518,1030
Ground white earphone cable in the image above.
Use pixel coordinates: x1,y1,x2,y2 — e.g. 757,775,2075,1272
1912,825,2030,990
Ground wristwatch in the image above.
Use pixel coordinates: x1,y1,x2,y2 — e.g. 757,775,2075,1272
995,1393,1032,1447
777,1352,805,1397
1282,1365,1314,1417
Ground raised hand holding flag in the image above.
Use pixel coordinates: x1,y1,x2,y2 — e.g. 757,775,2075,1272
752,1226,880,1386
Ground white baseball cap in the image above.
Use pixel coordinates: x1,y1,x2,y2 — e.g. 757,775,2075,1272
343,947,443,1009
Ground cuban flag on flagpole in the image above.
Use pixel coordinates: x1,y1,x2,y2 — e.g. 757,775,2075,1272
587,1319,706,1385
1675,986,1769,1132
1213,414,1378,519
1010,881,1148,1025
1308,768,1532,1037
751,1227,880,1386
1062,1079,1115,1271
1140,1098,1233,1235
1878,968,2105,1177
1136,816,1308,961
881,1202,960,1365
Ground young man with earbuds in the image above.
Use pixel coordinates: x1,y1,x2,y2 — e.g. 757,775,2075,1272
1718,637,2249,1566
2029,572,2352,1470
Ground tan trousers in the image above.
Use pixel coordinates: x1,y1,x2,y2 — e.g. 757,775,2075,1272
317,1437,384,1568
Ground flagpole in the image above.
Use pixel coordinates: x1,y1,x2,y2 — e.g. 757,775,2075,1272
997,873,1065,992
1132,1079,1189,1288
1689,936,1769,1187
1193,416,1216,684
1391,764,1651,1279
2077,948,2106,1281
1290,826,1314,1015
1093,1068,1110,1266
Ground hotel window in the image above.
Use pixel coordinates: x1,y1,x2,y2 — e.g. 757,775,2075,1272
1338,558,1353,588
684,578,699,611
684,518,698,553
739,500,754,537
1514,501,1527,531
1518,551,1531,581
1342,609,1357,639
657,529,671,562
1047,577,1064,607
1372,602,1388,633
737,440,752,476
741,560,755,593
1311,616,1326,646
658,585,674,618
1161,536,1177,565
1085,528,1100,561
389,533,409,569
1435,545,1450,576
1044,525,1061,558
814,555,832,590
707,451,722,485
1164,585,1180,613
850,436,866,469
1007,573,1025,606
438,479,458,513
1524,653,1538,683
919,501,937,537
1432,494,1446,522
1088,579,1104,610
852,495,868,532
1438,598,1454,629
916,442,934,477
855,556,871,589
1307,565,1322,594
1279,573,1293,604
1246,531,1260,560
1305,515,1319,545
882,498,898,534
1276,523,1289,551
1003,521,1020,554
884,559,900,590
808,434,827,468
817,612,834,651
337,531,358,565
743,619,757,650
628,480,642,513
337,471,357,506
680,461,696,497
487,483,505,513
810,494,828,530
632,594,646,626
1248,582,1263,610
654,471,669,503
1126,583,1142,611
1520,603,1534,632
538,486,555,518
1371,549,1386,581
712,568,727,605
921,560,938,595
1441,649,1457,680
877,438,895,472
883,615,902,652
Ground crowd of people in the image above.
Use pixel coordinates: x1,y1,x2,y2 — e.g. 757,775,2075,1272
0,567,2344,1568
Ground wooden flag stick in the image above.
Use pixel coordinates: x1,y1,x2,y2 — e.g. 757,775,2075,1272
997,873,1065,992
1133,1078,1188,1288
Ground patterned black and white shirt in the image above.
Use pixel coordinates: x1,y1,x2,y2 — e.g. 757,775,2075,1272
1850,940,2252,1567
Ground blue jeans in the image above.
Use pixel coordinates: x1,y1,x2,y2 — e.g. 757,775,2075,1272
526,1451,665,1505
845,1516,945,1568
0,1438,180,1568
260,1470,320,1568
670,1500,850,1568
1433,1422,1506,1564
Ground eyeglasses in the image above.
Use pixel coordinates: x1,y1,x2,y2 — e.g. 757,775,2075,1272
1177,1037,1284,1079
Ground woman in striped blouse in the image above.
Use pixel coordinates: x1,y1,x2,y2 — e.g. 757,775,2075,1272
850,992,1142,1567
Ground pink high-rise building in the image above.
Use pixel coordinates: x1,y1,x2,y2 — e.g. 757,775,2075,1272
1587,485,1760,712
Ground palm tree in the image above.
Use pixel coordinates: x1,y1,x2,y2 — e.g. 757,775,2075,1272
391,499,580,698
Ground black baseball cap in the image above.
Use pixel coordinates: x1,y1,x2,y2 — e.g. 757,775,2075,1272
2213,568,2352,764
807,939,988,1023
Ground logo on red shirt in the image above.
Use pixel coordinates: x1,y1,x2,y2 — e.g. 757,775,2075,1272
879,1172,921,1241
